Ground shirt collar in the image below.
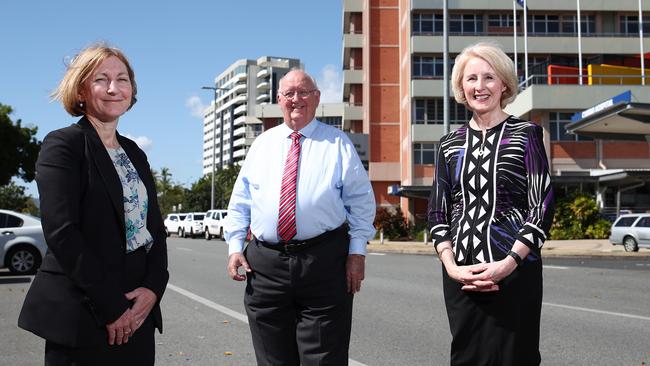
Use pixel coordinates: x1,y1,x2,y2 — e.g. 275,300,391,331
279,119,318,139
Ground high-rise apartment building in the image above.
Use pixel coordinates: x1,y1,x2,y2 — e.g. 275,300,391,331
342,0,650,222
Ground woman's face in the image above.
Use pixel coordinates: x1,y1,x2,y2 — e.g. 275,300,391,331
461,56,506,115
81,56,132,123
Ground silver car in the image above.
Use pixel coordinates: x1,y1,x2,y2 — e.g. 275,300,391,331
0,209,47,274
609,213,650,252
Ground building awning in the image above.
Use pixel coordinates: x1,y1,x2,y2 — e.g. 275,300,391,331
388,184,430,199
565,102,650,141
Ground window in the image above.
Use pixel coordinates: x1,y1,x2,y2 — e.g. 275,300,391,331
0,213,24,228
615,216,639,227
413,56,446,77
449,14,483,34
549,112,592,141
560,15,596,34
636,216,650,228
414,143,439,165
412,13,442,34
488,14,516,28
319,117,342,129
413,99,472,125
620,15,650,34
529,15,560,34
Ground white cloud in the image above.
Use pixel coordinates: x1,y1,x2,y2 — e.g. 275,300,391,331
316,64,342,103
186,95,208,118
124,134,153,151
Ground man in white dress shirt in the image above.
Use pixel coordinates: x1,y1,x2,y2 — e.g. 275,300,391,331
224,69,376,365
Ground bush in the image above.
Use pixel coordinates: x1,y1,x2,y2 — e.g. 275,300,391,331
374,207,409,240
550,192,611,240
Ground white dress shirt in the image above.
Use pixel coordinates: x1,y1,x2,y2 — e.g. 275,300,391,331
224,119,376,255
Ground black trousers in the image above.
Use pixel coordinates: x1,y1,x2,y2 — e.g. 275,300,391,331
443,259,543,366
44,316,155,366
244,229,353,366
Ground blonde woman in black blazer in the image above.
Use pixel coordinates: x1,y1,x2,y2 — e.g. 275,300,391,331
18,44,168,365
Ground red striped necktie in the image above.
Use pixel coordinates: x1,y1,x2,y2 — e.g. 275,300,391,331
278,131,302,242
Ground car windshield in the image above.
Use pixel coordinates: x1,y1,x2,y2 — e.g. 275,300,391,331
179,215,187,220
194,214,205,220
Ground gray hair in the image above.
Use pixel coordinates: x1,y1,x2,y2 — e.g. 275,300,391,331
278,68,319,91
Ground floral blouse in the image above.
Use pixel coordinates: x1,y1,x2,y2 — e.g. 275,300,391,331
107,146,154,253
427,116,555,264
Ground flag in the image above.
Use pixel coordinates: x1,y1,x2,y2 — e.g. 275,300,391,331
516,0,527,8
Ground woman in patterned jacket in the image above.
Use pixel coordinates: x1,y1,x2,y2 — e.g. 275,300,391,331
18,43,168,365
428,42,555,366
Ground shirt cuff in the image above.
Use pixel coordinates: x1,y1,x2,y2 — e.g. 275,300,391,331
515,223,547,250
349,238,367,256
228,239,245,255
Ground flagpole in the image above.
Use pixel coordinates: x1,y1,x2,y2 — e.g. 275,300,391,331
523,0,529,85
513,0,518,76
443,0,449,135
640,0,646,85
577,0,583,85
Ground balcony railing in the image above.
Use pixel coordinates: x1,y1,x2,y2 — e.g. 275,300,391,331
519,74,650,90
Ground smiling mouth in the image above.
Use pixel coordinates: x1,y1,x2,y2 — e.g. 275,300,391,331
474,95,489,100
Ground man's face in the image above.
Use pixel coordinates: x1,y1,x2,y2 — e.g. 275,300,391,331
277,71,320,131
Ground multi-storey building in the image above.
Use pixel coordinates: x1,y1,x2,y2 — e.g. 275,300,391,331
342,0,650,222
203,56,369,176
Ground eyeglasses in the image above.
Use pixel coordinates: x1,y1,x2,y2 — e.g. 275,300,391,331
279,89,317,99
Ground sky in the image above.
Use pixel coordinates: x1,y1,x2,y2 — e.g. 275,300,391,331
1,0,344,197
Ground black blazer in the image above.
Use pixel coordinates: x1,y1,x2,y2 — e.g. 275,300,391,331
18,117,169,347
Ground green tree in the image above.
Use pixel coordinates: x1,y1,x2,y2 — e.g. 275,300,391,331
550,192,611,239
0,103,41,185
214,164,241,208
151,167,186,216
184,175,211,212
0,182,39,215
374,206,409,240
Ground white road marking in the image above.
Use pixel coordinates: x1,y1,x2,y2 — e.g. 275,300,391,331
543,265,569,269
368,253,386,256
167,283,369,366
543,302,650,321
176,247,192,251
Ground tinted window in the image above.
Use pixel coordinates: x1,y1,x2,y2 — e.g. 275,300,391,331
194,214,205,220
614,217,638,227
222,212,227,219
636,217,650,228
0,213,24,228
179,215,187,220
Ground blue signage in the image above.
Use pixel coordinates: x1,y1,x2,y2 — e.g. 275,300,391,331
571,90,632,122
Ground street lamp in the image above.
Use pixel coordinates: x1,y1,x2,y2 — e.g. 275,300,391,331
201,85,230,210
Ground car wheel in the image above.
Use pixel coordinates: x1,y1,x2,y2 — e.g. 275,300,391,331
623,236,639,252
7,245,41,275
190,228,195,238
219,228,224,240
178,228,183,237
205,229,211,240
165,228,170,237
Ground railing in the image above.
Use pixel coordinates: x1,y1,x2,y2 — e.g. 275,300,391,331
518,74,650,90
413,31,645,38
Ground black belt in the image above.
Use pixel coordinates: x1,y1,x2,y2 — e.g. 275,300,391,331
256,224,348,254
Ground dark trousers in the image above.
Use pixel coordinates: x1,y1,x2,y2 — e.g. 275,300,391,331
443,260,543,366
44,316,155,366
244,229,353,366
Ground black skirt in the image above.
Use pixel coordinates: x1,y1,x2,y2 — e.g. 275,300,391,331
442,260,543,366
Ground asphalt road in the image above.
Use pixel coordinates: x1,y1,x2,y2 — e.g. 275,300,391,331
1,237,649,365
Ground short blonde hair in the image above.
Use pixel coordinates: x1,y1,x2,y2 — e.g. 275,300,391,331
52,43,137,116
451,42,518,109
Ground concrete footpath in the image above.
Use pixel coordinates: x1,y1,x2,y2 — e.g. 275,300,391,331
367,238,650,257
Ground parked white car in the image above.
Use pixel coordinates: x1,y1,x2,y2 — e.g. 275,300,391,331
204,209,227,240
164,213,187,237
0,209,47,275
181,212,205,238
609,213,650,252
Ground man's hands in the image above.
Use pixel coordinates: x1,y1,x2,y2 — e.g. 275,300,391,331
228,252,252,281
346,254,365,294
